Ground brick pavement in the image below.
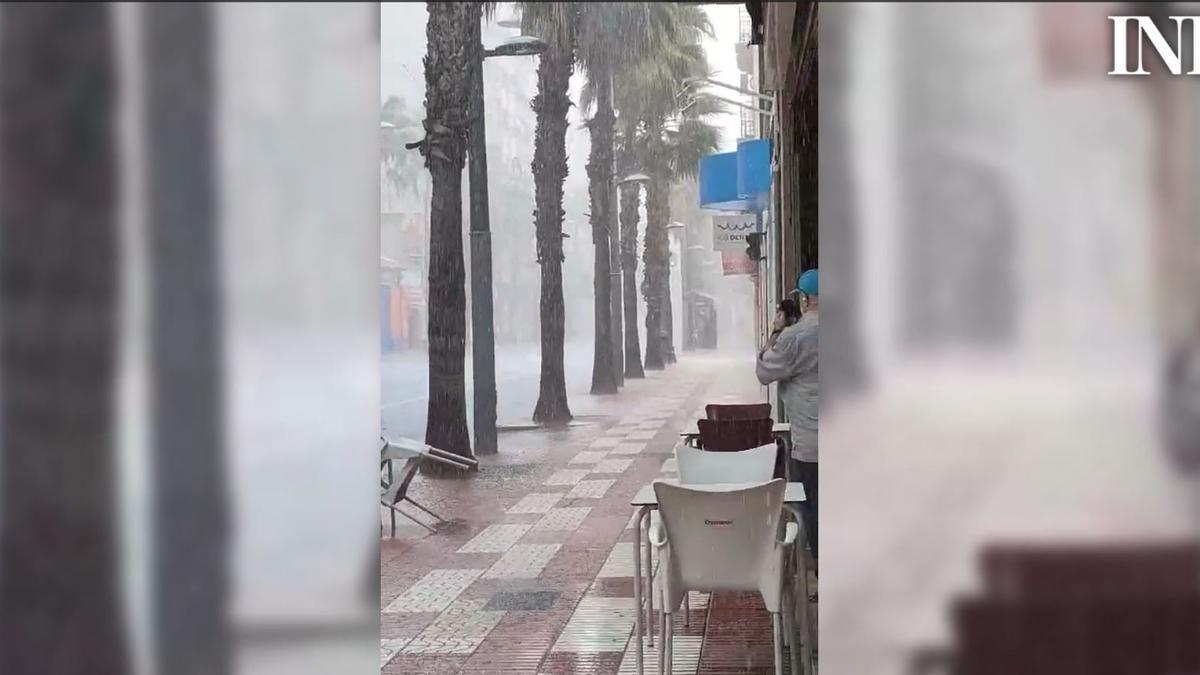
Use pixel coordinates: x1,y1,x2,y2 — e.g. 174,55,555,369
381,355,799,674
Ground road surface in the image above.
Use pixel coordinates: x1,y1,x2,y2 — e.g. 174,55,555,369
381,340,594,440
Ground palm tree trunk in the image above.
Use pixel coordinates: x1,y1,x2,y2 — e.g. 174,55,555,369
619,182,645,378
0,4,130,672
663,192,677,364
617,116,644,378
531,11,575,425
664,267,676,364
588,64,619,394
643,172,670,370
422,2,474,473
144,5,230,672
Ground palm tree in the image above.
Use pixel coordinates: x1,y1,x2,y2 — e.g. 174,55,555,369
610,10,718,369
604,5,713,371
521,2,577,424
616,117,646,378
381,95,424,198
416,2,478,471
657,115,720,364
574,4,629,395
0,4,130,671
575,3,705,389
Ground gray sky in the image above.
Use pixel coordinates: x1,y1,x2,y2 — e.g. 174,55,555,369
700,3,748,153
380,3,743,151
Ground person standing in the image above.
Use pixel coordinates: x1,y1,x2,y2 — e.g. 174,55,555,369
756,269,819,560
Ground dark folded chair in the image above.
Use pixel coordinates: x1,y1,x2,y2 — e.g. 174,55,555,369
696,417,774,451
952,595,1200,675
911,541,1200,675
705,403,773,421
980,541,1200,600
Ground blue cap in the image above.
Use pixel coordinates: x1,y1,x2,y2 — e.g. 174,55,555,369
796,269,818,296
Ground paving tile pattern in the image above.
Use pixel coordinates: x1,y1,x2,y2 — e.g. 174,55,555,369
545,468,593,486
508,492,566,514
566,479,615,499
383,568,485,613
458,523,533,553
401,598,506,655
532,506,593,532
484,543,562,579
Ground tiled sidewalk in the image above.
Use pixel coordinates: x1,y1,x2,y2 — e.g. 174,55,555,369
381,356,797,674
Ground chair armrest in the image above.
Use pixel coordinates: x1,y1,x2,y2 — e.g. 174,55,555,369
648,520,669,549
778,521,798,547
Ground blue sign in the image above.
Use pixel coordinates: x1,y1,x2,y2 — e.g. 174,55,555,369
698,138,772,213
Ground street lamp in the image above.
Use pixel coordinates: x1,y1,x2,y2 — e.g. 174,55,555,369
484,35,547,58
467,28,547,455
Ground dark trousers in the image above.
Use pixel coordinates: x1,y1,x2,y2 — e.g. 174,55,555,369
790,459,818,561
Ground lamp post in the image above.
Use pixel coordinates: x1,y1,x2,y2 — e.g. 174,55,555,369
468,31,547,455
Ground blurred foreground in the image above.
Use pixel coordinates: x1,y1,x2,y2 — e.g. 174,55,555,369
822,3,1200,674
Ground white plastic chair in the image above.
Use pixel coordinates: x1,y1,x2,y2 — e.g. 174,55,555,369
657,442,777,628
649,479,800,675
674,442,777,485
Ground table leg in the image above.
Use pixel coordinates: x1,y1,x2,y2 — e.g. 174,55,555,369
388,462,396,536
642,508,654,646
785,505,813,675
632,505,648,675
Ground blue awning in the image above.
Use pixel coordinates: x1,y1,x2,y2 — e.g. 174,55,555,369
698,138,772,213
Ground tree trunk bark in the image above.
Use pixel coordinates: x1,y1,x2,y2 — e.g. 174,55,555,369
664,264,676,364
619,186,645,378
466,4,497,454
0,5,130,672
531,10,575,426
662,186,677,365
588,64,619,394
422,2,474,474
617,115,644,379
643,172,670,370
144,5,231,672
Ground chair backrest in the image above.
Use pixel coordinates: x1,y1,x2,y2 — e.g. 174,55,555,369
980,541,1200,600
705,403,772,421
954,594,1200,675
653,479,785,593
675,443,777,484
697,418,774,451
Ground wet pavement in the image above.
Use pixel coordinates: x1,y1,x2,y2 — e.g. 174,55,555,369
381,352,806,674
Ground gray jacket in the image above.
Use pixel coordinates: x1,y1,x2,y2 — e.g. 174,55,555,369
755,311,818,462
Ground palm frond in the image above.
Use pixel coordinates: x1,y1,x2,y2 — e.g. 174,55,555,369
518,2,575,49
666,117,721,180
